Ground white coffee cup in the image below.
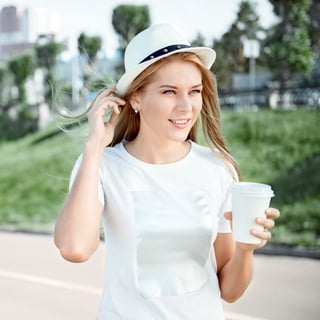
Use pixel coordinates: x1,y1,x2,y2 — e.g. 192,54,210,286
231,182,274,244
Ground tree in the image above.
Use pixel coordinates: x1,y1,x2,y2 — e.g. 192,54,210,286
309,0,320,53
112,4,151,77
308,0,320,85
212,39,233,90
0,65,11,108
191,33,206,47
8,53,35,104
77,32,102,64
5,54,38,139
35,38,64,106
77,32,102,95
212,0,264,90
263,0,313,87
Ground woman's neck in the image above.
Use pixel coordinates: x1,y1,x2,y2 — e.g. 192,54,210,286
125,136,191,164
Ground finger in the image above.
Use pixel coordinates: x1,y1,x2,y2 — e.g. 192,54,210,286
88,99,110,117
224,211,232,221
251,228,272,241
97,86,117,98
109,110,120,126
103,107,114,120
108,100,125,116
97,96,125,113
91,98,119,117
265,208,280,219
256,217,275,230
91,88,124,109
108,96,126,106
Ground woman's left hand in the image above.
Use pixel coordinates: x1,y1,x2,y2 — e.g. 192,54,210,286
225,208,280,250
248,207,280,249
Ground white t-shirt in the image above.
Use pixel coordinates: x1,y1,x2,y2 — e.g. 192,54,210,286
70,141,233,320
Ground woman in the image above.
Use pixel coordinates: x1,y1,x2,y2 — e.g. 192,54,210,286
54,23,279,319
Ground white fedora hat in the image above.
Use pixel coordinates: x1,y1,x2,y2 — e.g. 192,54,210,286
116,23,216,96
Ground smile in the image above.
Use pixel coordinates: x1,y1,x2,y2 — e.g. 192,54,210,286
171,120,188,124
169,119,191,128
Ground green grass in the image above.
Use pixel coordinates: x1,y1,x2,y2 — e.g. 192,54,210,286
221,109,320,247
0,109,319,247
0,124,83,232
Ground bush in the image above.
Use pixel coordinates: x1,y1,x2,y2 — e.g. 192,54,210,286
0,109,319,247
222,109,320,247
0,104,38,140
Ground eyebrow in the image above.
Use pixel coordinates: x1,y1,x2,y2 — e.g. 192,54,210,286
159,83,203,89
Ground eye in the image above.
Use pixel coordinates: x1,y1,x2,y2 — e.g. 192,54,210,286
190,89,201,94
162,90,175,95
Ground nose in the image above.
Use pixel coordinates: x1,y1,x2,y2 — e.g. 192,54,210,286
176,93,192,112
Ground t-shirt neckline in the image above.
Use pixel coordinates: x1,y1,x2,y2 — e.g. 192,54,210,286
119,140,194,168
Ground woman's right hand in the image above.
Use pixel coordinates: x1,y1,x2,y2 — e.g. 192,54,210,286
87,86,126,148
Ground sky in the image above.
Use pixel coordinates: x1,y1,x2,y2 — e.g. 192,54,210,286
1,0,276,56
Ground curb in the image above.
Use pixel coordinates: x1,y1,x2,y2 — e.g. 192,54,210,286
1,228,320,259
225,312,268,320
256,244,320,260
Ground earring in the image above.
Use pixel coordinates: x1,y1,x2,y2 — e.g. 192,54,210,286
134,109,139,114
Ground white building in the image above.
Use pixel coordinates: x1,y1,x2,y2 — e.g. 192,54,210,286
0,5,61,60
21,7,60,43
0,4,120,129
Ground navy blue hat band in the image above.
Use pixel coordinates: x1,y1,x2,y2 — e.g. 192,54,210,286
139,44,191,64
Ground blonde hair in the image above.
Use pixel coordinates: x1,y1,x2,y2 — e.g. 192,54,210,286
111,52,241,180
57,52,240,180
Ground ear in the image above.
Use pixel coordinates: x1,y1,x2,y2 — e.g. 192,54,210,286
129,93,141,111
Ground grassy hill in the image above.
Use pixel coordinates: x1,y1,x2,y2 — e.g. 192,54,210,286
0,124,83,232
0,109,319,247
222,109,320,247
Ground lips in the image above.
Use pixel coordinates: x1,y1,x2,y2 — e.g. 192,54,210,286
169,119,191,128
170,119,188,125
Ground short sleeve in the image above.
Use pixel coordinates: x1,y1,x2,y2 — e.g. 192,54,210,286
217,178,233,233
69,155,105,206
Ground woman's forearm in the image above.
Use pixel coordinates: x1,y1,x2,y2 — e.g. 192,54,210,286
218,244,254,303
54,140,104,262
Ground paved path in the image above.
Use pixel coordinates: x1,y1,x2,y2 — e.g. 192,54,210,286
0,232,319,320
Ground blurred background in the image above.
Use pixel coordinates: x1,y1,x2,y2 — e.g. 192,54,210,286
0,0,318,249
0,1,319,319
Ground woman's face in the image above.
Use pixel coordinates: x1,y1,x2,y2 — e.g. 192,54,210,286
133,60,203,144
